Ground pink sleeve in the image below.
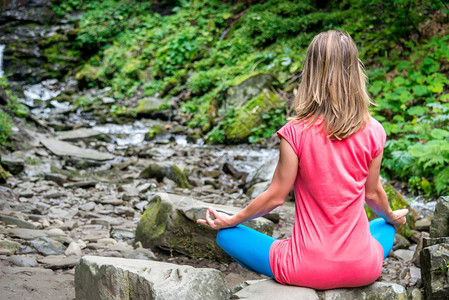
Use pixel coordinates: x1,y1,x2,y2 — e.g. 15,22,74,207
372,120,387,158
277,121,301,157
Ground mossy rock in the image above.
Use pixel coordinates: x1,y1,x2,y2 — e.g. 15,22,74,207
223,72,278,110
144,124,166,140
136,97,171,119
135,193,274,262
365,182,418,239
225,90,285,143
75,65,103,88
139,162,190,189
0,164,9,184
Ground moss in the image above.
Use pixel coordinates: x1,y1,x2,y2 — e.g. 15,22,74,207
225,90,284,143
167,165,191,189
135,197,172,249
0,164,9,183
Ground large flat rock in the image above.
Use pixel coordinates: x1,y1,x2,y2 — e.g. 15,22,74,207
135,192,273,262
75,255,229,300
232,279,408,300
40,138,114,161
56,128,102,141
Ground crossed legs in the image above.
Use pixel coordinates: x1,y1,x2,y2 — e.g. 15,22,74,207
216,218,395,277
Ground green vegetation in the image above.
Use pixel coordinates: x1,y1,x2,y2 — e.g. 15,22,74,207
48,0,449,195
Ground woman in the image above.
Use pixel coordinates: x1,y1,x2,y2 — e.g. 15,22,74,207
197,30,408,289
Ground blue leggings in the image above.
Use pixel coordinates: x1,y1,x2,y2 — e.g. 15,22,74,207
216,218,395,278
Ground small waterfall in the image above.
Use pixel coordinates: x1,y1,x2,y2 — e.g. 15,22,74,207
0,44,5,77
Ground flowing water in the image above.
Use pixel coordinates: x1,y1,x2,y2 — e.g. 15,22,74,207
0,44,5,77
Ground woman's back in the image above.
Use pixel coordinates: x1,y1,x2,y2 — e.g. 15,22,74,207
269,117,386,289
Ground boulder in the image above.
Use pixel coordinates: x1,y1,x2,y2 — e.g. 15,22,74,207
420,243,449,299
30,236,66,256
430,196,449,238
224,91,285,143
135,193,273,262
223,73,278,109
75,255,229,300
139,162,190,189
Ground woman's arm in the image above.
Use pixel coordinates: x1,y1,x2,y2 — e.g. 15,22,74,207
197,138,299,229
365,151,408,226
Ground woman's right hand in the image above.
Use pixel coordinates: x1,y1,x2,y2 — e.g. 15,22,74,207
386,209,409,226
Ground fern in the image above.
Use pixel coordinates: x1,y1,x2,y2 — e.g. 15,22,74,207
434,166,449,194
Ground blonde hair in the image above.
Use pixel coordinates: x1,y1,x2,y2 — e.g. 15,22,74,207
291,30,373,140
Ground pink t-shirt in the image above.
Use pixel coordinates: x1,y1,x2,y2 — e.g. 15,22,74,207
269,117,386,290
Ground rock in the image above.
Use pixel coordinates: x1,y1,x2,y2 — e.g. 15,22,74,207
394,249,415,261
44,173,68,186
412,232,429,267
114,206,135,217
233,279,319,300
423,237,449,248
407,287,423,300
65,242,82,257
420,243,449,299
39,255,79,270
0,164,9,183
365,182,418,239
40,138,114,161
224,73,278,109
430,196,449,238
111,228,135,241
139,162,190,189
122,248,157,260
64,181,97,189
75,256,229,299
409,266,422,286
0,213,37,229
393,234,411,251
416,217,431,232
323,281,408,299
5,228,47,240
1,154,25,175
7,255,38,267
135,193,273,262
56,128,102,141
30,237,66,256
222,162,248,180
224,91,285,143
0,240,21,255
136,97,170,120
247,181,270,199
0,186,17,202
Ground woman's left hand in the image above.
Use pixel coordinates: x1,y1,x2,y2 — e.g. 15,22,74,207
196,207,236,230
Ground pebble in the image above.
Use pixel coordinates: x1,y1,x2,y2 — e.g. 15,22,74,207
65,242,82,257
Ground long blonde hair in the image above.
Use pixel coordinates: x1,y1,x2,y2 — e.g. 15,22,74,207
291,30,373,140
